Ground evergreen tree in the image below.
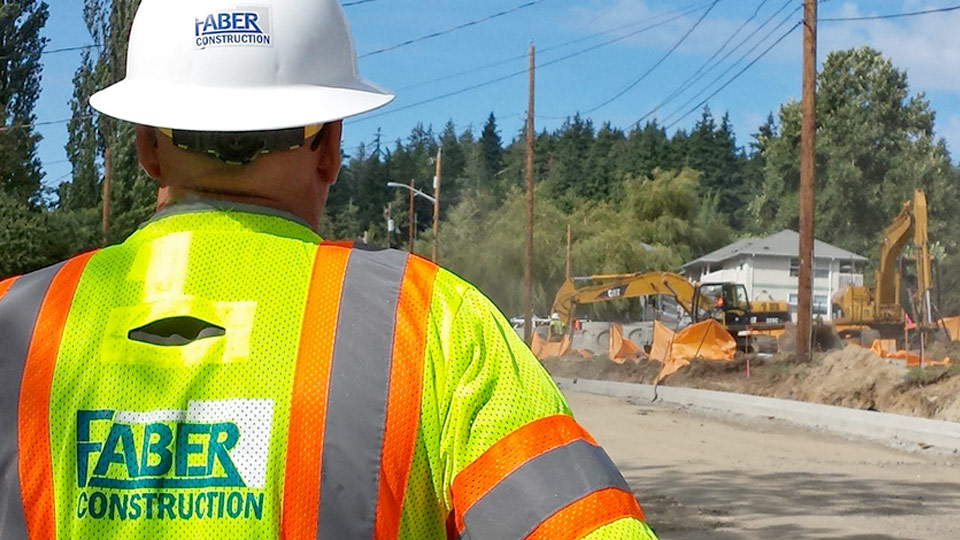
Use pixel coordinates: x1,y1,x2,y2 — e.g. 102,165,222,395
478,112,504,184
617,121,675,181
438,120,466,209
545,114,595,205
0,0,49,205
683,107,744,227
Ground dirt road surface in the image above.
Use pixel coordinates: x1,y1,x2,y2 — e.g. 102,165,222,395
567,391,960,539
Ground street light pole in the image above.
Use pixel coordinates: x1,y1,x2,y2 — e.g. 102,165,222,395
387,181,437,254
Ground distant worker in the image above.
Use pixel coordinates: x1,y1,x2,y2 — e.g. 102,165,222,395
550,312,566,341
0,1,657,539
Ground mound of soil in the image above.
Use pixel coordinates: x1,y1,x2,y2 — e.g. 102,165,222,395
541,345,960,422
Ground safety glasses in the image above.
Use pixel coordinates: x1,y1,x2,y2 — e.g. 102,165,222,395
156,124,325,165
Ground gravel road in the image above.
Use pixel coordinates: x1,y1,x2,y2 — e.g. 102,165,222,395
567,391,960,539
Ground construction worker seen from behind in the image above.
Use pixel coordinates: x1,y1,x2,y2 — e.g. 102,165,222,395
0,1,658,538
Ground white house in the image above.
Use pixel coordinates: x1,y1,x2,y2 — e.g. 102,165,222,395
681,230,867,321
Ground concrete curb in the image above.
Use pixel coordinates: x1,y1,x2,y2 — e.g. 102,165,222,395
554,377,960,453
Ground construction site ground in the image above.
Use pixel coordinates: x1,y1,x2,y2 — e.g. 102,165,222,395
569,391,960,539
543,343,960,422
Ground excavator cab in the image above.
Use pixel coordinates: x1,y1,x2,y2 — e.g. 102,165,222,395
693,282,751,327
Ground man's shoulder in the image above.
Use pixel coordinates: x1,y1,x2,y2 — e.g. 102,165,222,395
0,250,99,291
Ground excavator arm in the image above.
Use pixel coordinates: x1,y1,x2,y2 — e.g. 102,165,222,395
913,190,933,325
874,197,913,311
550,272,699,325
873,189,932,324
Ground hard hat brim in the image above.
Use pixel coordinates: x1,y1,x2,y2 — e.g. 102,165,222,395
90,77,394,131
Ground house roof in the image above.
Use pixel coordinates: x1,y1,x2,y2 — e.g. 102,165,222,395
682,230,867,269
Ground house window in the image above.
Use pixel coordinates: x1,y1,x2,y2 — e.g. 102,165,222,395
813,295,828,315
790,259,829,278
788,294,828,314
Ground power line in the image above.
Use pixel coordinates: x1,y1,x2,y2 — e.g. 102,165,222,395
665,21,801,129
43,45,101,55
0,116,94,134
579,0,722,115
342,0,381,6
395,0,716,92
0,44,101,62
820,4,960,22
658,1,800,126
359,0,551,59
358,2,720,122
632,0,775,126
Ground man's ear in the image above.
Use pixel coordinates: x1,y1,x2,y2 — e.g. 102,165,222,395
135,125,162,179
314,121,343,187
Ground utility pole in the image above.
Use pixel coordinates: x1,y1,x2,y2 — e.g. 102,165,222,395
566,224,572,281
101,145,112,246
432,147,443,262
408,178,415,253
797,0,817,361
523,42,536,345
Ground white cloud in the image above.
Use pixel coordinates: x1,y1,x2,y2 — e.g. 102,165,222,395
818,3,960,93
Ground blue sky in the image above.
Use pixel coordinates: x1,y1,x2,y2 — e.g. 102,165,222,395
34,1,960,187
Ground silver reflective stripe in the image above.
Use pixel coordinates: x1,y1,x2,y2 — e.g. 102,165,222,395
316,248,408,539
0,263,64,540
460,440,632,540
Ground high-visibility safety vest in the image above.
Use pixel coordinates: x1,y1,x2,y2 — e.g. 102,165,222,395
0,202,658,540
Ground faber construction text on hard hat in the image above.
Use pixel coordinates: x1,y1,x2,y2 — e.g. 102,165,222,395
195,7,273,49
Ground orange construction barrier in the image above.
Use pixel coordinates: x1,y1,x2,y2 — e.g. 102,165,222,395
531,332,571,360
940,316,960,342
867,339,951,367
607,323,644,364
652,319,737,382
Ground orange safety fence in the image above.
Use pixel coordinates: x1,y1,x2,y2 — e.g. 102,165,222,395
868,339,951,367
607,323,645,364
652,319,737,382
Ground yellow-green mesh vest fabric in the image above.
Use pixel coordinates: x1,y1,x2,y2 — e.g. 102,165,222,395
52,207,319,539
49,204,656,539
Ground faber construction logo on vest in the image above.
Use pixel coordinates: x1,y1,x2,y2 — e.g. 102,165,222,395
76,399,273,522
194,7,272,49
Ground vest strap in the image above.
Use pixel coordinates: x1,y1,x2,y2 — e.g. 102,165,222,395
0,252,95,540
281,243,351,539
282,244,438,540
449,415,644,540
373,255,438,539
316,247,409,538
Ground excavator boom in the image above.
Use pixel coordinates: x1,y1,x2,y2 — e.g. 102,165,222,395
551,272,698,325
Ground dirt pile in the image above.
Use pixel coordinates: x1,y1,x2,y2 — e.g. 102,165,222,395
765,345,903,410
542,345,960,422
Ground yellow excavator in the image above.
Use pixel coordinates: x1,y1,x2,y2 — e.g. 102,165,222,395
832,189,935,341
550,272,789,347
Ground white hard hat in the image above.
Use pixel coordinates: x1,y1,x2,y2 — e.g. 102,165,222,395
90,0,393,132
551,313,560,320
